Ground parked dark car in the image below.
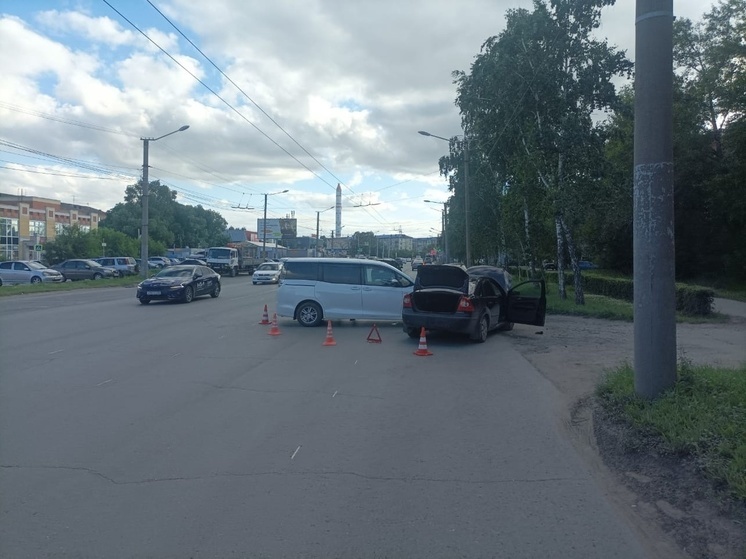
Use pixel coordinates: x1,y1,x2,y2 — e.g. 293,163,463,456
179,258,208,266
136,265,221,304
542,260,557,271
578,260,598,270
402,264,546,343
51,259,117,281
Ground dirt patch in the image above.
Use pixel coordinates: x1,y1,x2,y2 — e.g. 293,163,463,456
509,313,746,559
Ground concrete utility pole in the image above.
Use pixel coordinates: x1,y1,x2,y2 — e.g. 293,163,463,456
633,0,677,398
140,125,189,279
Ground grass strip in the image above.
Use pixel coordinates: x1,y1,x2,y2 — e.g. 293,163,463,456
597,362,746,501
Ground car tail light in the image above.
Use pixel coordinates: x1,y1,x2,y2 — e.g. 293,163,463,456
457,296,475,313
402,293,412,309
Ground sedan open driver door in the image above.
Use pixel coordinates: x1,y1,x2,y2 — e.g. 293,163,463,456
505,280,547,327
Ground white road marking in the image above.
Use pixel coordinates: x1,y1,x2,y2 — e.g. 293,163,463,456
290,445,302,460
95,379,113,386
332,391,338,398
171,353,181,358
48,349,64,355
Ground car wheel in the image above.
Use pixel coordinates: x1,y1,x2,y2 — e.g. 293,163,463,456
405,327,420,339
140,298,150,305
472,314,489,343
210,283,221,298
59,274,66,282
31,276,42,284
183,286,194,303
252,281,257,285
297,301,323,327
93,272,103,280
117,270,124,278
230,267,237,277
0,278,3,286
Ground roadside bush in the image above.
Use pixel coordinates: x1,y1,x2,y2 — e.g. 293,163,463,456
545,271,714,316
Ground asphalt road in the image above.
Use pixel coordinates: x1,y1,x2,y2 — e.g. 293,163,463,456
0,277,650,558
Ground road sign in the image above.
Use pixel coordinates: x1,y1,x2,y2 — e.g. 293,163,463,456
34,244,43,251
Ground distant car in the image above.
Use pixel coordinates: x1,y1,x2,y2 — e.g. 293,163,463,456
148,256,171,268
0,260,64,285
411,257,424,270
136,265,221,304
542,260,557,271
179,258,208,266
401,265,546,343
578,260,598,270
95,256,138,277
51,259,117,281
252,262,282,284
380,258,402,271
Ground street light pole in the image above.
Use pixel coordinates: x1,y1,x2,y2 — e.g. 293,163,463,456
425,199,449,264
315,205,335,257
418,130,471,266
140,125,189,279
260,190,289,260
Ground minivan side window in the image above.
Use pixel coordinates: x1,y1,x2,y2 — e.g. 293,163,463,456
283,261,320,280
322,263,361,285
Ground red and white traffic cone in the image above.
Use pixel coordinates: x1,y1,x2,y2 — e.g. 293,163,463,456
322,320,336,346
413,327,432,356
259,304,270,325
268,313,281,336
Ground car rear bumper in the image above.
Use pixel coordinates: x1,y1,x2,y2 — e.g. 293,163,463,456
401,310,475,334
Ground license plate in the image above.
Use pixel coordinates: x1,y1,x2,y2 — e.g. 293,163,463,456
147,291,160,296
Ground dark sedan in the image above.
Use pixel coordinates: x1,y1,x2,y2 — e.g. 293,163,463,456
51,259,117,281
402,265,546,343
136,265,221,304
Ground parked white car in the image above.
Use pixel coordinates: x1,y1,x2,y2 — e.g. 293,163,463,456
252,262,282,284
0,260,64,285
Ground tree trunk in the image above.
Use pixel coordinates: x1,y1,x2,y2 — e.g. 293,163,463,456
523,197,537,277
555,215,566,300
560,216,585,305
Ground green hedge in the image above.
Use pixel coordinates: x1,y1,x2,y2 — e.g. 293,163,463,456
543,272,714,316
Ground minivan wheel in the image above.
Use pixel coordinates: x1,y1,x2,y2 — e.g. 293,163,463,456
31,276,42,284
93,272,103,280
297,301,323,327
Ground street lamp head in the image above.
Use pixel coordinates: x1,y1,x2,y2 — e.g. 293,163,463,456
178,125,190,132
418,130,432,137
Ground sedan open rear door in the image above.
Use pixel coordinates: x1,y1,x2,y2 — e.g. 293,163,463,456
506,280,546,327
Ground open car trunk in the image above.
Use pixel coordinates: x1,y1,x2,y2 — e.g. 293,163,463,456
411,266,470,313
411,290,465,313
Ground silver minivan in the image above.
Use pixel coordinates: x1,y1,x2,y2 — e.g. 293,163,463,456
276,258,414,326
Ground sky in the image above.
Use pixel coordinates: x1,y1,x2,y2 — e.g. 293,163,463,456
0,0,715,240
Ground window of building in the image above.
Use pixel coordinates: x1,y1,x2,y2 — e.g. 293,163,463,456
30,220,46,237
0,217,19,260
55,223,68,235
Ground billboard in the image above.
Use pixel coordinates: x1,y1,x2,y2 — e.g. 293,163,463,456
257,218,297,241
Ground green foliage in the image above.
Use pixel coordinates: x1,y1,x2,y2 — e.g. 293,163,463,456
597,362,746,500
43,225,97,264
103,180,229,249
547,271,715,315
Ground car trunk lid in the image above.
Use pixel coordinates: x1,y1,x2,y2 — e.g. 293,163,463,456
412,265,470,313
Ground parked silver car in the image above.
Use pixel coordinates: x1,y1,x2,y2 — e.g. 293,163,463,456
0,260,64,285
51,259,117,281
95,256,138,277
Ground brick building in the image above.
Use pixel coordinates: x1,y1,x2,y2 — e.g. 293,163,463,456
0,192,103,260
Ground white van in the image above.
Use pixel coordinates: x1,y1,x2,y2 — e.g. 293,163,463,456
276,258,414,326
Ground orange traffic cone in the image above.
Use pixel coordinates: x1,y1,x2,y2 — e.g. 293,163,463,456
259,304,271,325
268,313,281,336
322,320,336,346
413,327,432,356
